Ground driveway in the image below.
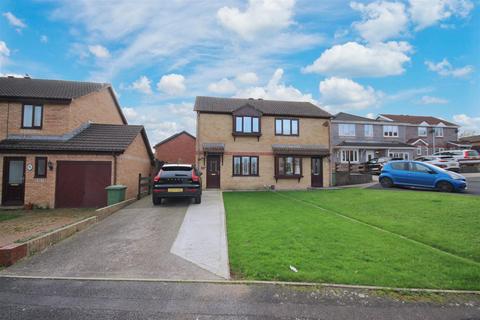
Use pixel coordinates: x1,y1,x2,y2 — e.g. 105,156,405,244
368,173,480,195
0,194,226,280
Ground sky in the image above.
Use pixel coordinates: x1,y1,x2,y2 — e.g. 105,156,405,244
1,0,479,143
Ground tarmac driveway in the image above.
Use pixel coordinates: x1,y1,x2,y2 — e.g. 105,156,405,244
0,196,222,280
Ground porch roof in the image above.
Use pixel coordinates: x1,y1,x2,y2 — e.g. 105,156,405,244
202,143,225,153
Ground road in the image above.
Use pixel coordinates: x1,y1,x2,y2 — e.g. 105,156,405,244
0,277,479,320
369,174,480,195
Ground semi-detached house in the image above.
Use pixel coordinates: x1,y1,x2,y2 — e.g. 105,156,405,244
194,96,332,190
0,77,153,208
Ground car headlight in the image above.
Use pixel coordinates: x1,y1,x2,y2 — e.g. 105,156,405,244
447,171,464,180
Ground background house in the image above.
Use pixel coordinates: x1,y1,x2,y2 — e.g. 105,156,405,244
332,112,415,167
0,77,154,208
460,135,479,151
153,131,195,169
194,96,332,190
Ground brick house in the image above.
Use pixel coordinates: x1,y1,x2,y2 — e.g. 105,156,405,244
460,135,479,151
194,96,332,190
154,131,195,165
0,77,154,208
378,114,466,156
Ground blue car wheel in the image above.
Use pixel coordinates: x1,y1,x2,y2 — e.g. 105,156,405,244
380,177,393,188
436,181,454,193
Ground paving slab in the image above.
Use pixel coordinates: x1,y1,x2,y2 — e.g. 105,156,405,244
171,190,230,279
0,197,221,280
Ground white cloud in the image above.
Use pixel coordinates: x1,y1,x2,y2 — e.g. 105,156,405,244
234,68,315,103
208,78,237,94
303,41,412,77
366,112,376,119
425,58,473,77
419,95,449,104
409,0,474,30
236,72,259,84
88,45,111,58
319,77,383,112
217,0,295,40
122,107,139,120
351,1,409,43
0,41,10,57
130,76,153,94
2,12,27,29
40,35,48,44
157,73,186,95
453,114,480,134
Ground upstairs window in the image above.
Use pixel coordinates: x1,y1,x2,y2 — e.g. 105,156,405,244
364,125,373,137
383,125,398,137
435,127,444,137
275,118,299,136
339,124,356,136
418,127,427,137
234,116,260,134
22,104,43,129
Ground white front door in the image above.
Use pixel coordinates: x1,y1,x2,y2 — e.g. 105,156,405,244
365,150,375,161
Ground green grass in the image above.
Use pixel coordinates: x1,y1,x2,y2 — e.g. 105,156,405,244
224,189,480,290
0,213,21,222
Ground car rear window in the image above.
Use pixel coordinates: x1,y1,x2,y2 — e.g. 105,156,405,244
161,166,192,171
467,150,479,157
390,162,408,170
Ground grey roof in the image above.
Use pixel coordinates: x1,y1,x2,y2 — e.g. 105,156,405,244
194,96,331,118
272,144,330,156
336,141,415,149
333,112,376,122
0,77,109,101
459,135,480,143
202,143,225,153
379,114,458,127
0,124,150,154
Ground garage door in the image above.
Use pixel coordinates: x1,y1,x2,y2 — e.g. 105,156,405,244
55,161,112,208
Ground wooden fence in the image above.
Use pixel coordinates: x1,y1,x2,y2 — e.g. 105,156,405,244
137,173,152,200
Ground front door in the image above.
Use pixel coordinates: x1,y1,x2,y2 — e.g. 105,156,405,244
311,157,323,187
206,155,221,188
2,157,26,206
365,150,375,162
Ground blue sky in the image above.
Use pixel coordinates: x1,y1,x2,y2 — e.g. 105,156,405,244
1,0,479,143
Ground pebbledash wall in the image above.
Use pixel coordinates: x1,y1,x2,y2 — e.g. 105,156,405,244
196,113,331,190
0,135,151,208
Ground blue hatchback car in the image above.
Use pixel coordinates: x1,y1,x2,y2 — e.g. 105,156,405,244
379,160,467,192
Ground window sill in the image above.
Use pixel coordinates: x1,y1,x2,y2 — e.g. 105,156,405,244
274,175,303,183
232,132,261,141
232,175,260,177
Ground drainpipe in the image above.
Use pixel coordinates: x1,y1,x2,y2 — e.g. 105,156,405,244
113,153,117,185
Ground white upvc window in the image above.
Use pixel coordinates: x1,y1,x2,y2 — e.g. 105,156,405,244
435,127,444,137
339,124,356,137
340,149,359,163
389,152,409,160
383,125,399,137
364,124,373,137
416,147,422,155
418,127,427,137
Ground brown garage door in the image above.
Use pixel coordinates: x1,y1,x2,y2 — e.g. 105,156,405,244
55,161,112,208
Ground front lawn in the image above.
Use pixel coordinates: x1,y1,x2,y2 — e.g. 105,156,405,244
224,189,480,290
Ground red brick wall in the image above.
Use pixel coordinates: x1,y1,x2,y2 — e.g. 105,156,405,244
154,133,195,164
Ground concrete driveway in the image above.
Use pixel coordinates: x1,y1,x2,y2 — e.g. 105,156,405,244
0,195,225,280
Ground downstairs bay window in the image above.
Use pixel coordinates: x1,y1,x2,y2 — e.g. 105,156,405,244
275,156,302,178
340,149,359,163
233,156,259,176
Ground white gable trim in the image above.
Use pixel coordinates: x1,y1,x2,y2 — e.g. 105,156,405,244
437,122,446,127
410,138,429,146
419,121,429,126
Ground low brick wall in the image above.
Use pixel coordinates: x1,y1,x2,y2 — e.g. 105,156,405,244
0,198,136,267
333,172,373,186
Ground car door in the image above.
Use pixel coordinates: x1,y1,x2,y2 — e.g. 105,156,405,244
409,162,437,188
389,162,411,185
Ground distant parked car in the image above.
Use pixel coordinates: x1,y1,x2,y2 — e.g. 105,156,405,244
365,157,391,174
152,164,202,205
415,156,460,172
379,160,467,192
433,149,480,164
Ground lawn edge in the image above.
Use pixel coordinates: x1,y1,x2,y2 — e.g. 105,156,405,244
0,274,479,294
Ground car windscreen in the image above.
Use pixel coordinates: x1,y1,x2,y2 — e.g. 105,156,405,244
161,166,192,171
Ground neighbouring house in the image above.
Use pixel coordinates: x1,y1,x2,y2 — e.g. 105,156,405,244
194,96,332,190
332,112,415,166
459,135,479,151
153,131,195,167
0,76,154,208
378,114,466,156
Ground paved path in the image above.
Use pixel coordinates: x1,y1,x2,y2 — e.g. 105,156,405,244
1,277,479,319
1,197,221,280
171,191,230,279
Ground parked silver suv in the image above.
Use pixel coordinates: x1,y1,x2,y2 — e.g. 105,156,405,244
433,149,480,164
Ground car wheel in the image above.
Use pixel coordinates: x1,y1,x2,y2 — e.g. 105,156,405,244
194,196,201,204
436,181,454,193
153,197,162,205
380,177,393,188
